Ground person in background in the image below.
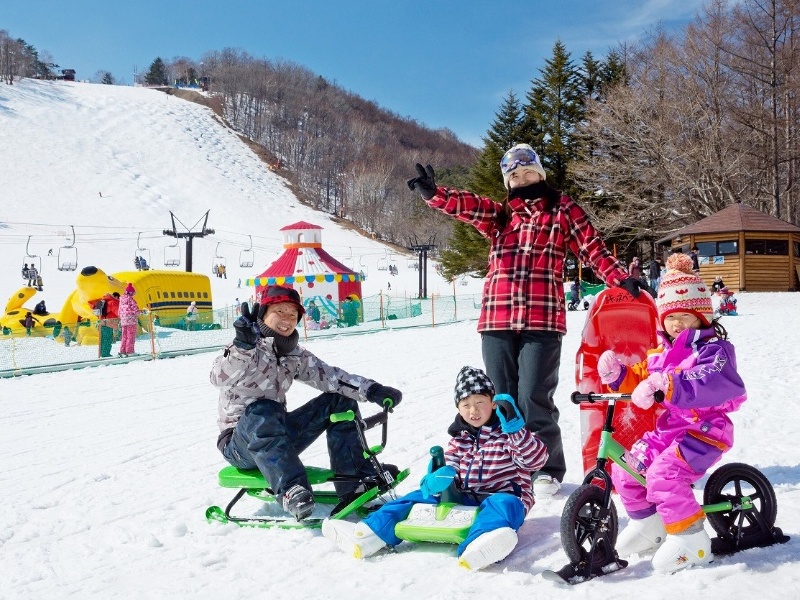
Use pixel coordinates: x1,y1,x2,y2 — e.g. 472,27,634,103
118,283,139,357
210,285,403,521
322,366,548,570
711,276,725,293
628,256,641,281
567,277,587,311
407,143,641,497
23,311,35,335
689,246,700,273
33,300,47,316
649,257,663,292
597,253,746,573
186,301,198,331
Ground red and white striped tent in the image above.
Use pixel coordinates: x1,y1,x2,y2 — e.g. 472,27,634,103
245,221,363,320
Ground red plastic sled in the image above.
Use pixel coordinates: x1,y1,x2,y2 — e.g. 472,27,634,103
574,287,662,476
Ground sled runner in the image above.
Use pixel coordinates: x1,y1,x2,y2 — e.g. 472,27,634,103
206,404,409,529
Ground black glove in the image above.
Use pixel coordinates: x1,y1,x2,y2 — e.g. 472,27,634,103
619,277,642,298
406,163,437,200
366,383,403,411
232,302,265,350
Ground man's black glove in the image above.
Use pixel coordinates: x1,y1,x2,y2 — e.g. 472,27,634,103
406,163,437,200
619,277,643,298
366,383,403,411
232,302,265,350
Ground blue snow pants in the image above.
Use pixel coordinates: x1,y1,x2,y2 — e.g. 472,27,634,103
362,489,525,556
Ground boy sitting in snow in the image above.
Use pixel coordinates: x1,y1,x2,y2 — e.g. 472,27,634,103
322,366,548,571
210,285,403,521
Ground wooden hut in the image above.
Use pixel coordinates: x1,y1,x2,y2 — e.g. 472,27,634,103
656,203,800,292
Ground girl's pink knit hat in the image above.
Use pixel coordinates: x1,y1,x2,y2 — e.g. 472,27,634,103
657,253,712,327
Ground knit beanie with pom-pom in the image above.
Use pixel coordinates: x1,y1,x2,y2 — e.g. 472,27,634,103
657,253,713,327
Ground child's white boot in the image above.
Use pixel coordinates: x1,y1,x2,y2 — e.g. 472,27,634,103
651,528,713,573
458,527,518,571
615,513,667,557
321,519,386,559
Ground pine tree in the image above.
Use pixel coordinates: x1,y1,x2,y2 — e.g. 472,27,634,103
144,57,168,86
579,51,604,103
523,40,583,190
438,91,526,281
101,72,114,85
601,48,628,90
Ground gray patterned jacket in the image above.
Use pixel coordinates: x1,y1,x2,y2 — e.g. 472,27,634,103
210,335,376,435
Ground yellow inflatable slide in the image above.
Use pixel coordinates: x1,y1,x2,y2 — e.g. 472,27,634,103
1,266,213,344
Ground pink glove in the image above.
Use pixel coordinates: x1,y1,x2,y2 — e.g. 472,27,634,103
597,351,624,385
631,372,669,410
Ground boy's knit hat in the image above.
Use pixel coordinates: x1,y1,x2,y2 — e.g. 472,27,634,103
500,143,547,189
261,285,305,322
454,366,495,405
125,283,135,295
657,253,713,327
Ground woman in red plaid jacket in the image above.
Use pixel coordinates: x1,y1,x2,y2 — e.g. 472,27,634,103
407,144,642,497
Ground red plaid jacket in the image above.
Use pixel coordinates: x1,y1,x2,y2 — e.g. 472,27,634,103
426,187,628,334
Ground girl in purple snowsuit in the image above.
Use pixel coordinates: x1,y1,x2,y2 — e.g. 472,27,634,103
597,253,746,574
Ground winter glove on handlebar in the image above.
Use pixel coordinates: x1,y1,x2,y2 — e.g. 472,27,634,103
406,163,437,200
631,372,669,410
619,277,643,298
493,393,525,434
232,302,265,350
419,466,457,499
366,383,403,411
598,350,626,388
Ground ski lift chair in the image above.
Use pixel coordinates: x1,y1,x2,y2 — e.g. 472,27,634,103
58,226,78,271
164,241,181,267
239,235,254,268
23,236,43,282
377,251,389,271
135,233,151,270
212,242,227,276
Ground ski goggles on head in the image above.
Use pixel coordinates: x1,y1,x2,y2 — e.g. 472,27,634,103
500,146,540,174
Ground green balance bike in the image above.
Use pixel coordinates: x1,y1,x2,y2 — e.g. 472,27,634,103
206,402,409,530
544,392,789,584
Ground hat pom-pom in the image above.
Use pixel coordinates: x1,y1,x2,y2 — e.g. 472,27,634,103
665,253,694,274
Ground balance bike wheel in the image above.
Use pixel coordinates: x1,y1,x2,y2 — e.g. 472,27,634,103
704,463,777,548
560,484,619,567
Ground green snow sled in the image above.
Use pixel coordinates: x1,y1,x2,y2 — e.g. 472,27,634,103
206,404,409,530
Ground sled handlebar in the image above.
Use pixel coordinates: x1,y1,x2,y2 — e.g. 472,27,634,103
571,390,664,404
329,407,389,430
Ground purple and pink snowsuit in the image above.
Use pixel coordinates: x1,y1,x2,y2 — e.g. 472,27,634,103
608,326,746,534
118,291,140,355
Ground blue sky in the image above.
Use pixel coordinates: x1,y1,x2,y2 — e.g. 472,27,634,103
2,0,707,147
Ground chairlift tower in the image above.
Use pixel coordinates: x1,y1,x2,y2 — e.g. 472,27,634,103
162,210,215,272
408,235,436,299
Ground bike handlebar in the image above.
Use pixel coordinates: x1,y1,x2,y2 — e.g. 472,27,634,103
571,390,665,404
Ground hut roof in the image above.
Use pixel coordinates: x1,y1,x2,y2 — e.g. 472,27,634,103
657,203,800,244
260,247,355,278
279,221,322,231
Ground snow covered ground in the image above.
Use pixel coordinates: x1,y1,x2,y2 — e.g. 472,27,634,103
1,80,799,599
